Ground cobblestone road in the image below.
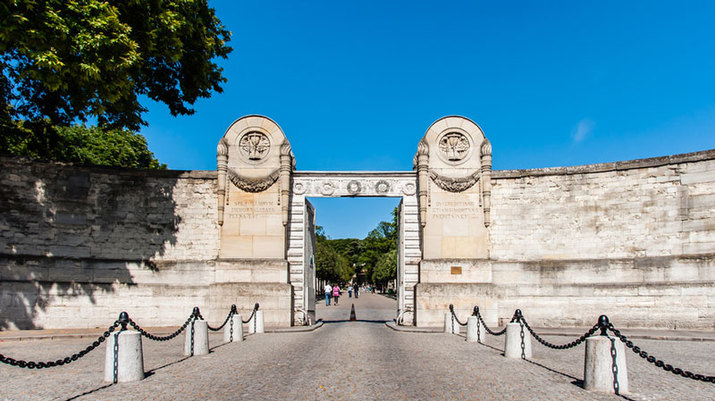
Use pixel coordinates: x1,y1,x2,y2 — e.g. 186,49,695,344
1,293,713,400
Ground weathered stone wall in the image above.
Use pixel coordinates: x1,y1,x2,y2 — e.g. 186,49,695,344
418,151,715,329
490,151,714,260
2,148,713,330
0,157,291,329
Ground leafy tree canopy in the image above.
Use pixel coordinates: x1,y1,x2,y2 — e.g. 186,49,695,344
315,208,400,287
1,0,231,164
9,124,166,169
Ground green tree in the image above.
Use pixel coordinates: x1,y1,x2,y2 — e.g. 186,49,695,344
9,125,166,169
1,0,231,162
314,226,352,283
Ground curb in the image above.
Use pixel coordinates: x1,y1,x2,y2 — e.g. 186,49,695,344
266,320,324,333
384,321,715,342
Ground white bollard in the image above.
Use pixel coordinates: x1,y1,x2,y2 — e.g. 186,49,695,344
584,335,629,393
466,316,478,342
104,330,144,382
444,313,455,334
224,314,243,342
249,311,264,334
504,322,532,359
184,320,209,356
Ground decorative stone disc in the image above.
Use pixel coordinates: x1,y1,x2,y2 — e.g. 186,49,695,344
320,181,335,195
438,132,470,163
239,132,270,161
293,182,308,195
347,180,361,195
375,180,390,194
402,182,416,195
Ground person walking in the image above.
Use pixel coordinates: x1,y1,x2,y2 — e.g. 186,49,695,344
332,284,340,306
353,282,359,299
324,283,332,306
348,285,353,298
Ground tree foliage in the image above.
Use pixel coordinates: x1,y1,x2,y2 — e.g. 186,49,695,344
1,0,231,163
10,125,166,168
314,208,400,287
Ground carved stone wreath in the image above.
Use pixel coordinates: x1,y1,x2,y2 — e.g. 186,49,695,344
429,170,480,192
227,168,280,192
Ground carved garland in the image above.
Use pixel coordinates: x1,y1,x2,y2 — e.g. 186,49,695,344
227,168,280,193
429,170,480,192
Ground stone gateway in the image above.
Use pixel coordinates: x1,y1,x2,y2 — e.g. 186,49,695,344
1,115,713,330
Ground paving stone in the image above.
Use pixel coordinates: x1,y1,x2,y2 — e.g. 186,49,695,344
0,294,713,400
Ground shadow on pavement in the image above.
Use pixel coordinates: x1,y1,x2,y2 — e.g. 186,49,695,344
322,319,389,324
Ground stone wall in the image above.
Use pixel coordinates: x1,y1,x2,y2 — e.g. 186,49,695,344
0,157,291,329
2,148,713,331
418,150,715,329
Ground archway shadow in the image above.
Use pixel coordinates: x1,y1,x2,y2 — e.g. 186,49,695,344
322,319,390,324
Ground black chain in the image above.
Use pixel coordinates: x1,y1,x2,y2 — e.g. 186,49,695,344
0,321,119,369
476,315,481,340
519,321,526,360
112,332,120,384
608,324,715,383
473,308,507,336
190,319,195,356
129,312,194,341
229,316,234,342
242,303,260,324
448,304,468,327
521,316,599,350
207,310,233,331
610,337,620,395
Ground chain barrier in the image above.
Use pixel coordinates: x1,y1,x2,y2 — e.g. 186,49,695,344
0,320,120,369
190,319,195,356
472,306,507,336
610,337,620,394
519,315,599,350
607,322,715,383
207,305,237,332
112,332,120,384
242,303,260,324
448,304,469,327
128,312,194,341
519,320,526,360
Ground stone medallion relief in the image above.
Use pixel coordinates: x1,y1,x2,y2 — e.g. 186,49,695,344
238,131,271,161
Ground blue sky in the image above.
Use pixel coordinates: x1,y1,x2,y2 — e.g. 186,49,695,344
139,1,715,239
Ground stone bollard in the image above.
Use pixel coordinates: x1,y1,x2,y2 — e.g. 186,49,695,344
248,311,265,334
444,312,455,334
104,330,145,383
184,319,209,356
466,316,478,342
104,312,144,383
224,314,243,342
504,322,532,359
584,316,629,394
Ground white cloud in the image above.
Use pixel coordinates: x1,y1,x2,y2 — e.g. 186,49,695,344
571,119,595,143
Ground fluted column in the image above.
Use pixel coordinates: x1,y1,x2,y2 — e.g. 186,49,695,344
216,139,228,226
279,141,293,226
416,139,429,230
480,139,492,227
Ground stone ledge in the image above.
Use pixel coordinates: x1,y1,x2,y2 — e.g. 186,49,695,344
492,149,715,179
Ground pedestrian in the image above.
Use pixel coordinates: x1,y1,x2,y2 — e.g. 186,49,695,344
348,285,353,298
353,282,359,299
332,284,340,305
324,283,332,306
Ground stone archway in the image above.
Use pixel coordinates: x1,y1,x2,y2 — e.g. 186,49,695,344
216,115,492,327
287,171,421,325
